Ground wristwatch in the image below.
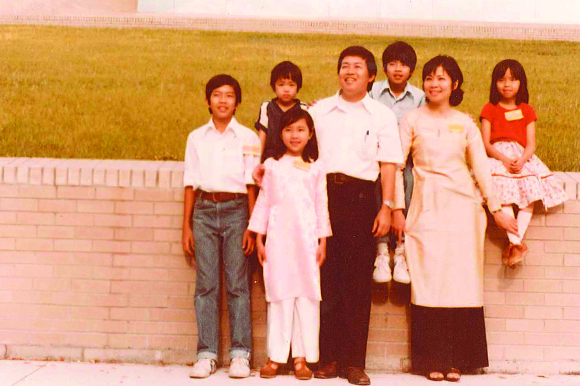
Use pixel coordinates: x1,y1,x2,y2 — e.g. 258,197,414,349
382,200,394,209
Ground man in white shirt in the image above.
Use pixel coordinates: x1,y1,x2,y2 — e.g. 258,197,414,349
182,74,259,379
310,46,403,385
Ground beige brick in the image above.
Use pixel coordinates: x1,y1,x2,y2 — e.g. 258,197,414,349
0,225,37,238
546,214,580,227
483,264,505,279
68,166,80,186
0,262,16,274
133,215,181,229
505,292,544,305
484,305,524,318
564,254,580,266
12,291,52,304
94,214,132,227
145,169,157,188
525,226,563,240
95,187,134,201
127,321,165,334
0,212,17,224
106,169,119,187
524,306,563,319
484,291,505,304
504,346,543,361
505,319,544,332
524,333,562,346
18,185,57,199
0,277,33,290
131,241,170,254
113,254,153,267
505,266,545,279
71,279,111,293
484,318,505,331
129,268,168,281
52,292,128,307
77,200,115,214
523,279,563,293
129,295,168,308
110,307,152,321
16,238,53,252
17,212,55,225
525,252,564,266
57,186,95,199
543,347,580,361
154,229,181,242
134,189,174,202
487,331,524,345
368,328,408,343
107,334,149,349
119,169,131,187
564,307,580,320
65,333,107,348
545,266,580,280
55,213,93,226
71,306,110,320
167,269,194,282
55,167,68,185
0,185,19,197
52,265,93,279
54,239,92,252
563,281,580,293
562,334,580,347
38,199,76,213
92,240,131,253
154,202,181,215
161,309,195,323
529,214,545,226
545,320,580,333
546,240,580,253
111,281,150,294
564,228,580,241
75,226,115,240
545,293,580,306
564,200,580,214
14,264,53,277
158,169,171,189
92,266,129,280
93,168,105,186
168,296,193,309
33,278,72,291
131,170,145,188
115,202,154,215
114,228,153,241
174,190,184,202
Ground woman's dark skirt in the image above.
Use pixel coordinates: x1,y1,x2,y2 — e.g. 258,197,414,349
410,304,489,374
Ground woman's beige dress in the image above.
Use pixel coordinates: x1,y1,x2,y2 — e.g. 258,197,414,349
395,107,501,307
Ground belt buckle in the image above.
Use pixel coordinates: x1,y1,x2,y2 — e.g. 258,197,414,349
334,174,346,185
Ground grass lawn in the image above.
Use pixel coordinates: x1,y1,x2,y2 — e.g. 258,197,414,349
0,25,578,170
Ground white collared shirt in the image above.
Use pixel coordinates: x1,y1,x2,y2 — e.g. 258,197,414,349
369,80,426,124
183,117,261,193
309,92,404,181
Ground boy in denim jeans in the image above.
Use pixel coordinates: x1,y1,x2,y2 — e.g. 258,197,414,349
182,74,260,379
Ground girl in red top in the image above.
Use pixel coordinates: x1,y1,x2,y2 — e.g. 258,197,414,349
480,59,567,268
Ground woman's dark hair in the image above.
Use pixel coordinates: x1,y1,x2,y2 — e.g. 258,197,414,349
337,46,377,92
270,61,303,91
272,109,318,163
489,59,529,105
382,41,418,73
422,55,464,106
205,74,242,114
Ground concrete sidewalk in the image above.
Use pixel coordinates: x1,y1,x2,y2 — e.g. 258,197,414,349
1,360,579,386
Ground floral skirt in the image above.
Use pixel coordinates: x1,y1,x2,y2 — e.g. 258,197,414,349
489,141,567,209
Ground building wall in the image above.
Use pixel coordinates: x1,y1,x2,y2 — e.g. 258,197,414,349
0,0,138,15
0,157,579,372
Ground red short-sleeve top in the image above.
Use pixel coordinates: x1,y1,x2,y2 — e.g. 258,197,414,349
479,102,537,148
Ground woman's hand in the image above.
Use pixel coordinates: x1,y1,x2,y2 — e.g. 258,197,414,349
256,235,266,266
316,238,327,267
493,210,519,234
509,157,526,174
501,157,515,172
391,210,406,244
252,164,265,187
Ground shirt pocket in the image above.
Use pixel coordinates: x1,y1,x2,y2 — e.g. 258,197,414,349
357,128,378,160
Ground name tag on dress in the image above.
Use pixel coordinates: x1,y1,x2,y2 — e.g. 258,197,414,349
448,123,464,132
242,144,261,156
293,158,311,171
505,109,524,121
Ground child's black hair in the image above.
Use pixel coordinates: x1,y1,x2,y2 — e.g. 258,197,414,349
489,59,529,105
272,109,318,163
382,41,418,73
270,61,303,92
205,74,242,114
422,55,464,107
337,46,377,92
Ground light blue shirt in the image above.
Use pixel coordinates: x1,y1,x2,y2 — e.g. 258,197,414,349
369,80,426,124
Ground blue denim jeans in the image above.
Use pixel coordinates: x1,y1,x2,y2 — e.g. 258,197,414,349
193,196,252,360
375,155,414,245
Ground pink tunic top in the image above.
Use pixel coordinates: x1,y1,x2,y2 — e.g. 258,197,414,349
248,155,332,302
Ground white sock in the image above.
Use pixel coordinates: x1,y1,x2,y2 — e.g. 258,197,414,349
517,210,533,240
377,242,388,254
501,205,521,244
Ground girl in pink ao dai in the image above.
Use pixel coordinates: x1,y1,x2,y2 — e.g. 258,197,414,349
248,108,331,380
480,59,567,268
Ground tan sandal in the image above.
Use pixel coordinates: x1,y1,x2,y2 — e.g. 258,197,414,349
445,368,461,382
426,371,444,381
260,359,279,379
502,243,514,266
293,358,312,380
507,242,527,268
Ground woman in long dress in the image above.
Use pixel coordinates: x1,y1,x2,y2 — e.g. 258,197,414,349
394,55,518,382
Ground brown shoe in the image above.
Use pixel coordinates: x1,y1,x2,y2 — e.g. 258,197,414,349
502,243,514,266
314,361,339,379
344,367,371,385
259,359,279,379
508,242,528,268
294,358,312,380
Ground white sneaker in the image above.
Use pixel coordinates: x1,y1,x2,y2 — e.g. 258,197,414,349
189,358,217,378
373,252,392,283
393,245,411,284
228,357,251,378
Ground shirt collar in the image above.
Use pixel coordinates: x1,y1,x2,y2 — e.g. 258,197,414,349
319,91,374,115
380,81,414,101
204,117,241,136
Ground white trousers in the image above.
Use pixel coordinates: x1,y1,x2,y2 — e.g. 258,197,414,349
267,297,320,363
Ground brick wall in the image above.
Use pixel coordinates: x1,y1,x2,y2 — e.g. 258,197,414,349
1,157,579,373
